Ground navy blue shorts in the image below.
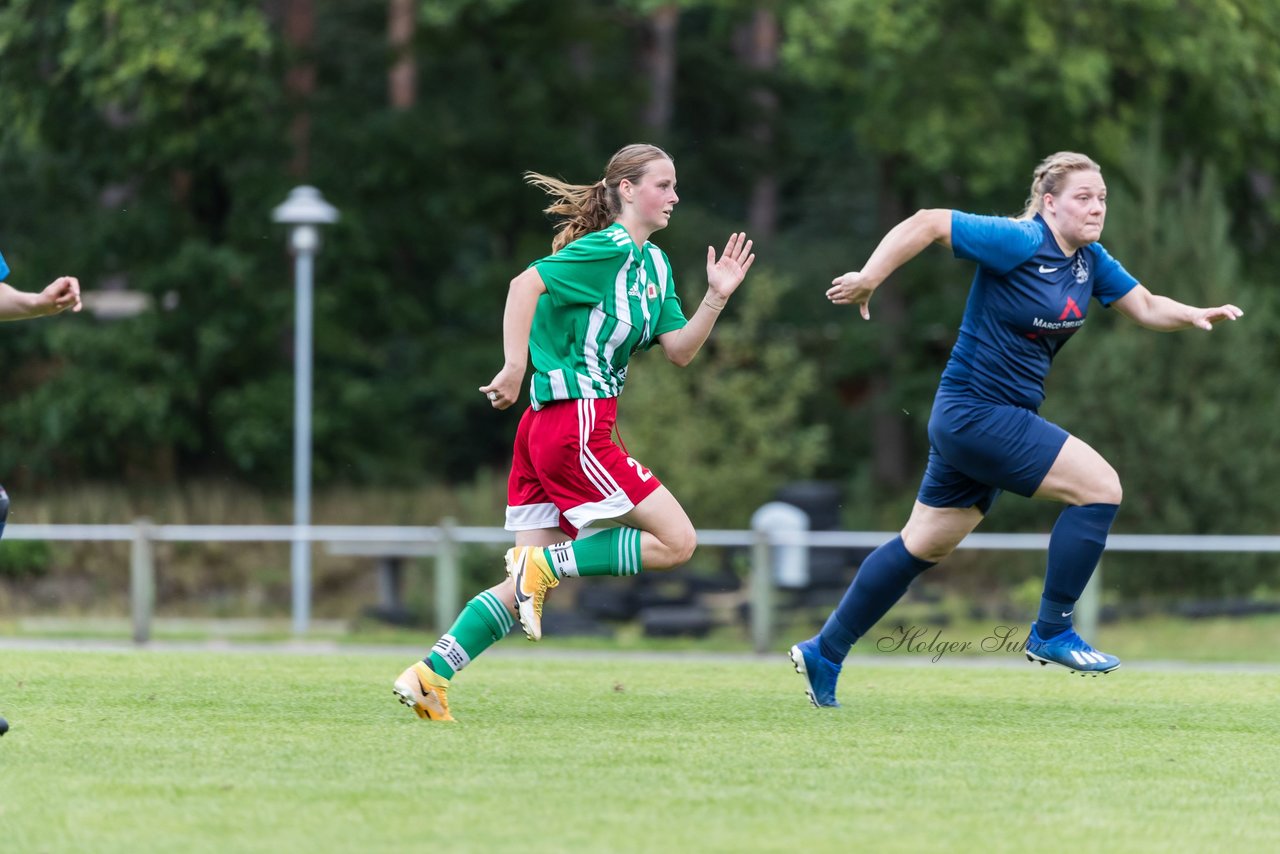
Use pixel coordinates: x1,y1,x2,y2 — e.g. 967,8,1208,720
917,393,1069,514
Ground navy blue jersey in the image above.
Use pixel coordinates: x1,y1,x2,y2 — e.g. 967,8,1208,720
0,249,9,281
941,212,1138,409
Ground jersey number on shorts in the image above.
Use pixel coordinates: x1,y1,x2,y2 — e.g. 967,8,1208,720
626,457,653,482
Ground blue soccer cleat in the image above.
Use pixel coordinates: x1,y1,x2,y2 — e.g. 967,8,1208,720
789,637,842,708
1025,625,1121,676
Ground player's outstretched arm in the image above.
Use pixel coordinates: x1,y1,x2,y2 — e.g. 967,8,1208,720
1112,284,1244,332
828,209,952,320
0,276,82,321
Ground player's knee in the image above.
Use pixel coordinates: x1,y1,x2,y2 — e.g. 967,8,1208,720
1089,467,1123,506
673,526,697,565
908,539,955,564
660,525,697,568
679,528,698,564
901,526,961,564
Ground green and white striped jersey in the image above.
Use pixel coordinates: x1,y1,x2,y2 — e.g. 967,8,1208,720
526,224,687,409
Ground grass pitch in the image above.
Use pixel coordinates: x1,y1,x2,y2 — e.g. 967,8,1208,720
1,649,1277,853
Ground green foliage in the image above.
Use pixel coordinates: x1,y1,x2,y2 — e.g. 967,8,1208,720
0,538,51,579
620,271,829,527
62,0,273,152
782,0,1280,211
0,0,289,485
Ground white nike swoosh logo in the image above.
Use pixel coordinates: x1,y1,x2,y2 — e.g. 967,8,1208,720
1061,610,1073,618
1039,265,1060,274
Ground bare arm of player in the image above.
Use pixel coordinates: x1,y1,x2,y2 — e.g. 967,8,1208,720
1111,284,1243,332
480,266,547,410
0,276,82,321
827,208,953,320
657,232,755,367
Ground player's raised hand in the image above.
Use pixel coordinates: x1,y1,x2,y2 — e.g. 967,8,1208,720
705,232,755,302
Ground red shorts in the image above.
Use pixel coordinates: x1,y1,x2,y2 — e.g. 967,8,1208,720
505,398,662,539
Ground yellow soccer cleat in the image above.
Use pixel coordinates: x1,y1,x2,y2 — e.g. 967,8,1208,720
392,661,455,721
506,546,559,641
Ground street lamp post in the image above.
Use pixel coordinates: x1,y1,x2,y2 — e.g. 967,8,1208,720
272,186,339,635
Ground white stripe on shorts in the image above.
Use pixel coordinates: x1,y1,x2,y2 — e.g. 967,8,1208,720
563,491,635,532
577,399,620,498
505,502,560,531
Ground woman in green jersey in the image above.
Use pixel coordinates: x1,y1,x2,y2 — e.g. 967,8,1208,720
395,143,754,721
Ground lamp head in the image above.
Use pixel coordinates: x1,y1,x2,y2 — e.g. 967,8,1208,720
271,186,339,226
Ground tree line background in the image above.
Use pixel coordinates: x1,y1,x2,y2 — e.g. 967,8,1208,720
2,0,1278,598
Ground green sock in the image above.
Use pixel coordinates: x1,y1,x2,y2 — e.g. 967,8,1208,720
547,527,643,578
426,590,513,678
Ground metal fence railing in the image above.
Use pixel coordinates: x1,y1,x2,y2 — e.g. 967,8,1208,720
5,522,1280,650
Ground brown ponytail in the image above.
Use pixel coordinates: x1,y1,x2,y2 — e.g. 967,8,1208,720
526,143,673,252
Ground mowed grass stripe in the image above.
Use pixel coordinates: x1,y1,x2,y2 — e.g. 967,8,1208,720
1,651,1277,853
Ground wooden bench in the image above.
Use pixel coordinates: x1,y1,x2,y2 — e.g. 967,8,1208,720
325,540,458,629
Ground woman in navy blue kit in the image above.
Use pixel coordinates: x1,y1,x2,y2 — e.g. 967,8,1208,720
790,151,1242,707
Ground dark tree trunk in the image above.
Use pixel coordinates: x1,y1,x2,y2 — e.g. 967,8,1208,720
735,7,779,239
388,0,415,110
871,156,912,489
640,5,679,135
283,0,315,177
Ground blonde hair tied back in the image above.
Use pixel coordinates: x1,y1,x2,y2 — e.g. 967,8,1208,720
1019,151,1102,219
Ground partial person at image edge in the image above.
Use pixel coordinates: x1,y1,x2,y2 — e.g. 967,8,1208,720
0,247,82,542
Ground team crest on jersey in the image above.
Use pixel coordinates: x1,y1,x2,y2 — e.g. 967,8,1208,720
1072,254,1089,284
628,282,658,300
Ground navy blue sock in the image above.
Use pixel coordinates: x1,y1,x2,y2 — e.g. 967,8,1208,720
1036,503,1119,639
818,536,935,664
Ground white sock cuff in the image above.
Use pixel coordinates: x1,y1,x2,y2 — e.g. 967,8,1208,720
548,541,578,577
